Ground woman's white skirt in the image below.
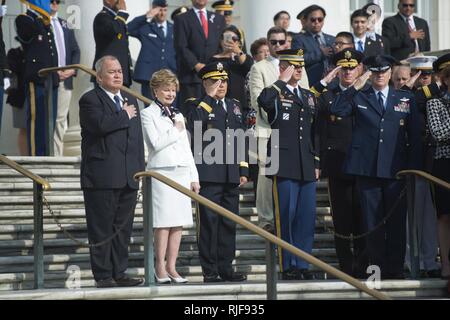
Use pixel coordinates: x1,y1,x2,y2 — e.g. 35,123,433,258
150,166,194,228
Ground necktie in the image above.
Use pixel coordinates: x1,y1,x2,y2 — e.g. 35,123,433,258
52,18,66,67
314,34,321,46
377,92,385,110
217,100,225,112
113,95,122,112
293,87,299,98
357,40,364,53
406,18,413,32
199,10,208,39
159,25,165,38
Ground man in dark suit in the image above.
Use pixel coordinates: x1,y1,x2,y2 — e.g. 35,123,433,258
317,49,367,277
128,0,176,101
382,0,430,61
79,55,145,288
50,0,80,156
351,9,386,58
258,50,319,280
93,0,132,87
173,0,226,111
292,5,335,86
331,55,423,279
15,6,59,156
185,62,248,283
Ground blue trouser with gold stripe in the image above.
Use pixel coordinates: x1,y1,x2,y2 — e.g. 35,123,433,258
273,177,316,271
25,82,58,156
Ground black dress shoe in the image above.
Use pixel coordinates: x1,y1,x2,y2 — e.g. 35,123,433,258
96,278,117,288
426,269,442,278
220,272,247,282
115,276,143,287
281,268,298,280
203,274,223,283
298,269,315,280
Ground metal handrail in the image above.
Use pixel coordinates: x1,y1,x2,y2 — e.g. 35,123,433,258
135,171,391,300
397,170,450,190
0,155,49,288
38,64,153,106
0,155,51,191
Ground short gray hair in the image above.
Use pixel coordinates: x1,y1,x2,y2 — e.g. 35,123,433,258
95,55,119,75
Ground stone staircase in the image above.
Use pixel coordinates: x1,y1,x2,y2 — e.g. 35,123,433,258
0,157,447,299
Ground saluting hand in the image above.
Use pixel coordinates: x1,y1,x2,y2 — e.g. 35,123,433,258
353,70,372,91
405,70,422,89
279,65,295,83
146,6,161,19
123,103,137,119
321,66,342,85
205,80,222,98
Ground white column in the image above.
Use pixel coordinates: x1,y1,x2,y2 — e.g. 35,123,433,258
62,0,150,156
237,0,350,45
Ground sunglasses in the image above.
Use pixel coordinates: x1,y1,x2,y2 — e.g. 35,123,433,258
310,17,324,23
51,0,61,4
333,41,352,47
269,40,286,46
402,3,415,7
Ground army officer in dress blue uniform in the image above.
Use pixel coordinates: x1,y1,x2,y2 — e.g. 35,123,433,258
258,49,320,280
128,0,176,101
331,55,423,279
15,7,59,156
185,62,248,283
317,49,368,277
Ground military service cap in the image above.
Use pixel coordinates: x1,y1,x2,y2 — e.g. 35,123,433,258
433,53,450,73
332,49,364,68
407,56,437,74
212,0,234,15
152,0,168,7
363,54,398,72
171,6,189,21
277,49,305,67
199,62,229,81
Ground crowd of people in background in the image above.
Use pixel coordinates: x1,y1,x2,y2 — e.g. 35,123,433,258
0,0,448,291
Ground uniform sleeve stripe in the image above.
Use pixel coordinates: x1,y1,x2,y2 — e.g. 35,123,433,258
199,101,212,113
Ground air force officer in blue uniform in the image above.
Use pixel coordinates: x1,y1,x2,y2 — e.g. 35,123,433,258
331,55,423,279
258,50,319,280
128,0,176,101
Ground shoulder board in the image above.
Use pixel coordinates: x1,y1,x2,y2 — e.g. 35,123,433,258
185,97,197,103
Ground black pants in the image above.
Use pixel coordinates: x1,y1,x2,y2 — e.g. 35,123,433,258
357,177,407,277
198,182,239,277
328,177,367,276
83,187,137,281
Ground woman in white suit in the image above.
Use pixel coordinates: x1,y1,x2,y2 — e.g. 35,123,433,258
141,69,200,284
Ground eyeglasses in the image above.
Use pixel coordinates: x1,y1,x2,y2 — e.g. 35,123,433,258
310,17,324,23
269,40,286,46
333,41,352,47
402,3,415,8
51,0,61,4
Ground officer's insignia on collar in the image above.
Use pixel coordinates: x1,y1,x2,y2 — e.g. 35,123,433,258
217,62,224,71
117,33,123,40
